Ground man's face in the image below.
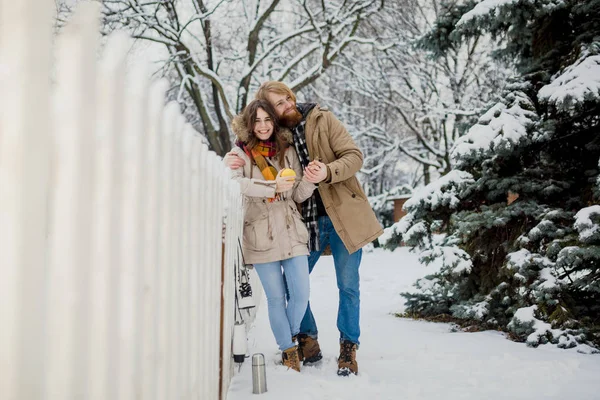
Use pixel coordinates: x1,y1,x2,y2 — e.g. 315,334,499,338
266,91,302,128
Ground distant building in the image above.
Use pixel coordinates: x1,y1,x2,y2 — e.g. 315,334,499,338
388,194,412,222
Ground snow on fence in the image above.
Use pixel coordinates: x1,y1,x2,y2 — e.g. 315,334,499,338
0,1,253,399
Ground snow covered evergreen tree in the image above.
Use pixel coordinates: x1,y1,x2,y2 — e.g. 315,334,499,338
382,0,600,350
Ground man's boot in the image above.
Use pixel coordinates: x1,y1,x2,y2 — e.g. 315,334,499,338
337,340,358,376
281,346,301,372
297,334,323,364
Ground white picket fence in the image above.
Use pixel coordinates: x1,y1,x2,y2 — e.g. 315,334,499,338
0,1,255,399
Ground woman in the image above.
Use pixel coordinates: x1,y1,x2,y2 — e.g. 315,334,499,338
228,99,316,372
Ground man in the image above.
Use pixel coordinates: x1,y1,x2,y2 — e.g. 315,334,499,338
225,81,382,376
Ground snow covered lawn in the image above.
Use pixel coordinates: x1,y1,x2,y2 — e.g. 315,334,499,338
227,248,600,400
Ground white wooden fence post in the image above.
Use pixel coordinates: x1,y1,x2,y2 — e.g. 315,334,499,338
118,59,149,399
221,178,244,396
88,30,131,400
208,152,219,399
198,143,210,395
212,155,227,398
0,0,53,399
140,79,169,400
175,112,187,399
156,102,179,399
44,3,100,398
188,137,202,396
180,130,192,397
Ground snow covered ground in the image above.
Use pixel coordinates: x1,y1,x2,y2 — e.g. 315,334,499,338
227,247,600,400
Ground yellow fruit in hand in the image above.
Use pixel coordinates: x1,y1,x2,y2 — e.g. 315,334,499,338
280,168,296,177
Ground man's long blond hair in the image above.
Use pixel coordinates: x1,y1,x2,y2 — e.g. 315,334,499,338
255,81,297,103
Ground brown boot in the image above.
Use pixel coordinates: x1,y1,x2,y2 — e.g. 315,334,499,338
337,340,358,376
282,346,301,372
297,334,323,364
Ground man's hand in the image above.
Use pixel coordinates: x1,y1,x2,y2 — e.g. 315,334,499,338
303,160,328,184
224,151,246,169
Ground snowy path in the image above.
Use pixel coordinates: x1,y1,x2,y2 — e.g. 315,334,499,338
227,248,600,400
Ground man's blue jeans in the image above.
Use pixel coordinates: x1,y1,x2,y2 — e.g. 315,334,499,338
254,256,310,351
300,215,362,345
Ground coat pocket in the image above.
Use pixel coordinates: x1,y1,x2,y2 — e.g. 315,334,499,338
243,217,271,251
341,180,366,201
290,205,309,245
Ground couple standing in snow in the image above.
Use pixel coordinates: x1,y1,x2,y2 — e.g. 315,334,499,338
225,80,382,375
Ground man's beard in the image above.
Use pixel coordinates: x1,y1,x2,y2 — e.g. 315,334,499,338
278,106,303,128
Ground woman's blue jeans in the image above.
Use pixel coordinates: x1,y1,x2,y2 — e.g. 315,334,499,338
300,216,362,344
253,256,310,351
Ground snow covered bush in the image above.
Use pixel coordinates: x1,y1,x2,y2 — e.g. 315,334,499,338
385,0,600,350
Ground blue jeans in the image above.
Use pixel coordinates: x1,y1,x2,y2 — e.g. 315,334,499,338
300,216,362,345
254,256,310,351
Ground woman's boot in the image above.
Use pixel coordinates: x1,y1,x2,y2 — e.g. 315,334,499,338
281,346,301,372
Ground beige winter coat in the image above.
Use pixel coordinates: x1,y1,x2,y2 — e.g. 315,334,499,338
229,120,316,265
305,105,383,254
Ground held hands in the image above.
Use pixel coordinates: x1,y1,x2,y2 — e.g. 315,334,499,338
224,151,246,169
303,160,327,184
275,170,295,193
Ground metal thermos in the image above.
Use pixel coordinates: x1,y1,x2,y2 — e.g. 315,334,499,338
252,353,267,394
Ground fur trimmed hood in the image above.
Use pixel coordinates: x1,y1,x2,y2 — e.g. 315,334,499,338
231,113,293,144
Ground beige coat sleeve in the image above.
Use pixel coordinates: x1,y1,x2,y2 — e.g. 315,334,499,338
227,148,277,198
323,112,364,184
286,147,316,203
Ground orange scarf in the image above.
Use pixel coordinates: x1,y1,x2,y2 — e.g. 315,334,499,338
241,141,278,181
240,141,280,201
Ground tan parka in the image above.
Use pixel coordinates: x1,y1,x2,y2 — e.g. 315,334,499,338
304,105,383,254
229,117,316,265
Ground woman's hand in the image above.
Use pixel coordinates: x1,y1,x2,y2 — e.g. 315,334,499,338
275,170,295,193
303,160,327,183
275,177,294,192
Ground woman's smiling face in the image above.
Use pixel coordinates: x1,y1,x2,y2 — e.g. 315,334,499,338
253,107,274,141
